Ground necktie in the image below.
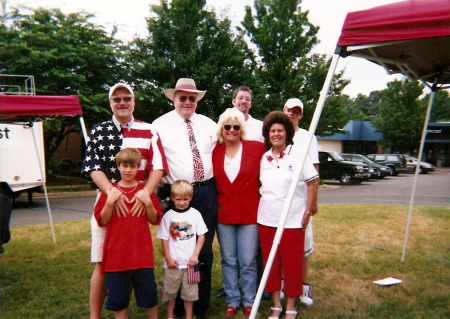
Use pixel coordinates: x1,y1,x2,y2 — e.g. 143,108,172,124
186,119,205,182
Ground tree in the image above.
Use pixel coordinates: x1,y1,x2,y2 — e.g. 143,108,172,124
372,80,425,152
421,89,450,122
0,8,124,164
345,91,383,121
124,0,254,122
240,0,350,134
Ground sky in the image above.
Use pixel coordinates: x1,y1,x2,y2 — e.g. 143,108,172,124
6,0,407,97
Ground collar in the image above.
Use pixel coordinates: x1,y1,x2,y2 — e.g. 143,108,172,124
171,110,198,126
112,116,134,131
172,206,190,213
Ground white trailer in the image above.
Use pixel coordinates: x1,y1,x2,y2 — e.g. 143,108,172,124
0,121,46,202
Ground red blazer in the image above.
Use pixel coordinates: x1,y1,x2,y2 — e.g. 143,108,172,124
212,140,266,224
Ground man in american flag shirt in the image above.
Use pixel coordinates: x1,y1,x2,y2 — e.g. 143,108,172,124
81,83,168,319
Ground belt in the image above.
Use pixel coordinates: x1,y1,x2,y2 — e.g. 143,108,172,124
190,177,215,190
161,177,215,192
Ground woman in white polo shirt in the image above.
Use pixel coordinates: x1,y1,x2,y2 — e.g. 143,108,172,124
257,111,318,319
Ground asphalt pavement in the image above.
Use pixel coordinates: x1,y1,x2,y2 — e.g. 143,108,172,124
9,168,450,227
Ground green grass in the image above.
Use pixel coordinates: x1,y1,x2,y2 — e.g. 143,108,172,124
1,204,449,318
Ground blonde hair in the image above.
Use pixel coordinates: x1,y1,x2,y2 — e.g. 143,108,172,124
171,180,194,198
116,148,142,167
216,108,247,143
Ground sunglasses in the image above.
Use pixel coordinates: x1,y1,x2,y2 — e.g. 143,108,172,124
178,96,197,103
111,97,132,103
224,125,241,131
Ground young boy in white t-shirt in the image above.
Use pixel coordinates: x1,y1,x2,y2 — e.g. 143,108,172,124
156,180,208,319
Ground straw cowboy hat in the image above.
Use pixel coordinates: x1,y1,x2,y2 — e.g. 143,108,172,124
164,78,207,101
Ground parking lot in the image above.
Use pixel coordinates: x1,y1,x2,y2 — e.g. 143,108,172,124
319,168,450,206
9,169,450,227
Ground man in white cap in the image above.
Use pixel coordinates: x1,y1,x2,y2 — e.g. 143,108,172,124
82,83,168,319
231,86,264,141
283,98,319,306
153,78,217,318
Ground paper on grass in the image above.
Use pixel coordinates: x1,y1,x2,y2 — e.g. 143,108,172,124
374,277,402,286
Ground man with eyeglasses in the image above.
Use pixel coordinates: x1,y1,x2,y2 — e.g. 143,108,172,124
283,98,319,307
153,78,218,318
232,86,264,142
82,83,168,319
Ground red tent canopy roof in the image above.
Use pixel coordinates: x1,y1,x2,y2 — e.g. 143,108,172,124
336,0,450,86
337,0,450,46
0,94,82,122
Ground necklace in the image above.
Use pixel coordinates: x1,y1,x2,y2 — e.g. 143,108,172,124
117,183,138,194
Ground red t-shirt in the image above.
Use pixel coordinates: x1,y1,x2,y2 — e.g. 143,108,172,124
94,183,162,273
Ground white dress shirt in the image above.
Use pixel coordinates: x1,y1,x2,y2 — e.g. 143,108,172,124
153,110,217,184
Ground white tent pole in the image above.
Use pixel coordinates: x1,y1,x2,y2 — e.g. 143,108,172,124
401,88,435,262
31,123,56,243
249,53,341,319
79,115,89,146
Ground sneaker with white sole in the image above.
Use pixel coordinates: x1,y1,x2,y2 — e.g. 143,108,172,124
299,283,313,306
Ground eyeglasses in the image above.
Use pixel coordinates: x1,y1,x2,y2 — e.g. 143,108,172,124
223,125,241,131
111,97,132,103
178,96,197,103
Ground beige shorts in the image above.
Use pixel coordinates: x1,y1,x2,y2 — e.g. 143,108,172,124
304,218,314,258
159,268,198,303
91,192,106,263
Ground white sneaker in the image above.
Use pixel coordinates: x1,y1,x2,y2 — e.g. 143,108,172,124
299,283,313,306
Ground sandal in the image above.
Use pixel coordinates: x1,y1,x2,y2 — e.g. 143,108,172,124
268,306,283,319
285,309,298,318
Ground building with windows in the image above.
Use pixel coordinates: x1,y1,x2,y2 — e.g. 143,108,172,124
317,120,450,167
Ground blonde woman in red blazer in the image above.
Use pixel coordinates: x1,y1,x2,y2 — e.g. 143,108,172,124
212,108,266,318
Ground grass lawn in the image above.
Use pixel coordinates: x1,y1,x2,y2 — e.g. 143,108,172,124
1,204,449,318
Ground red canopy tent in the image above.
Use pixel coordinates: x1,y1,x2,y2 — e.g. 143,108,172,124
0,94,87,243
250,1,450,317
0,95,83,121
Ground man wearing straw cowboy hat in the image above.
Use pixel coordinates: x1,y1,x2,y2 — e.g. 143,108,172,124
153,78,218,318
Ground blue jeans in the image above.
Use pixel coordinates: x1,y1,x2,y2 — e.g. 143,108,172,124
217,223,259,308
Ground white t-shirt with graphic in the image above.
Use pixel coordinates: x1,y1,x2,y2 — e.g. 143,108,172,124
156,207,208,269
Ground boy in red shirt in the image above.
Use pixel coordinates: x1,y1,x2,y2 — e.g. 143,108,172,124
94,148,162,319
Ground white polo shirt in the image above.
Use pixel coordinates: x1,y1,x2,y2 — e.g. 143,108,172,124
258,144,318,228
245,115,264,142
294,128,319,164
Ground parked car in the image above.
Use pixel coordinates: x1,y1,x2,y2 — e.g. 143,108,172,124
340,153,392,179
366,153,407,176
318,151,370,185
402,154,435,174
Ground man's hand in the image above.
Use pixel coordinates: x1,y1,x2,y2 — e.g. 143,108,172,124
132,188,154,217
113,194,129,218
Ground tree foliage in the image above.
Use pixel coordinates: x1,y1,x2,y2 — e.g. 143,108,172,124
239,0,350,134
0,8,124,162
372,80,425,152
421,89,450,122
124,0,254,122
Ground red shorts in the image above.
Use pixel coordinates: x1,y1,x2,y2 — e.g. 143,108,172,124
258,224,304,297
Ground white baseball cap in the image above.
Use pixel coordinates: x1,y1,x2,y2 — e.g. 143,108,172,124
284,98,304,111
109,83,134,99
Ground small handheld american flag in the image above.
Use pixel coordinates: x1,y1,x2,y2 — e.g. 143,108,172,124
187,263,201,284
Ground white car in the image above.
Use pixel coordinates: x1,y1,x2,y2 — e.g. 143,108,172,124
403,154,435,174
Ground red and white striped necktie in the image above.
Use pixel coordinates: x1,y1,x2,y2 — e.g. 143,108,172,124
185,119,205,182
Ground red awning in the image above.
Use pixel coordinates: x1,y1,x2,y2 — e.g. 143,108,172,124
336,0,450,86
337,0,450,46
0,94,82,122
